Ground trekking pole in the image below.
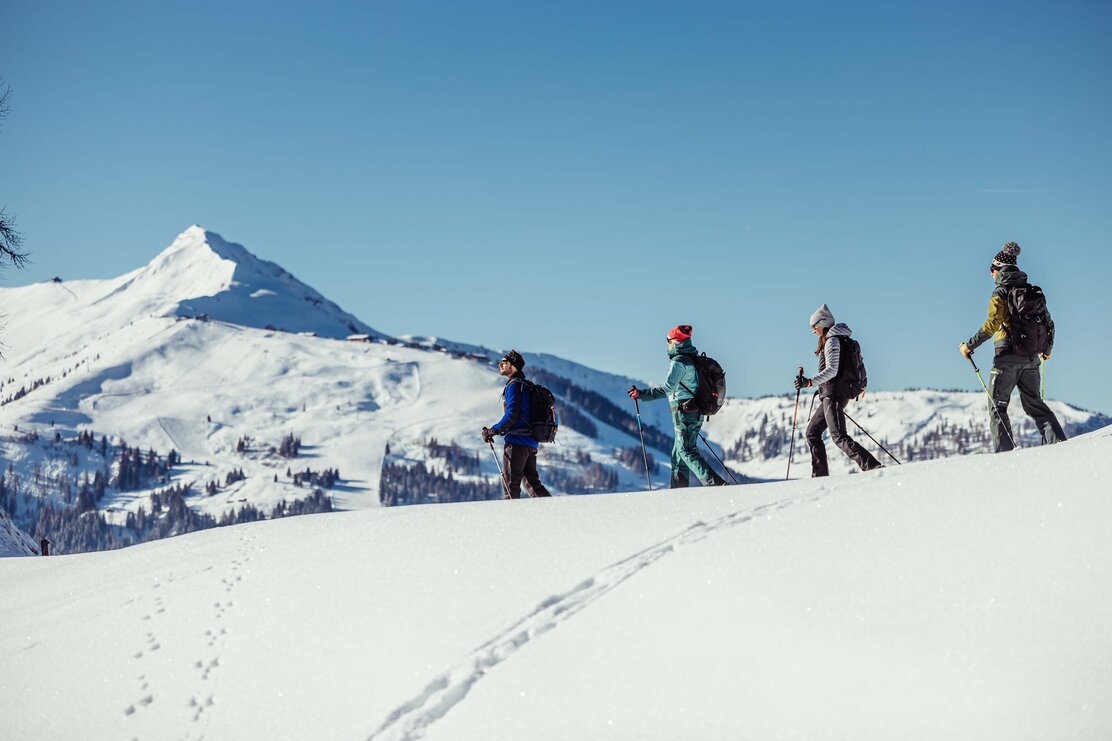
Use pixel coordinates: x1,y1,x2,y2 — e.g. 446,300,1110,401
487,440,510,498
842,410,902,465
786,367,803,481
698,434,740,485
1040,357,1045,400
631,395,653,491
967,354,1017,450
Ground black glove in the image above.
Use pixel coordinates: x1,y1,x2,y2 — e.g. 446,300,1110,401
482,427,496,444
794,375,810,391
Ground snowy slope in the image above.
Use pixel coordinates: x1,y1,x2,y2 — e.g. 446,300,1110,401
0,226,1106,556
0,228,667,549
1,427,1109,740
0,504,38,556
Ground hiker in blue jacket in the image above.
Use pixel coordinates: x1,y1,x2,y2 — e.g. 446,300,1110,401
482,350,552,499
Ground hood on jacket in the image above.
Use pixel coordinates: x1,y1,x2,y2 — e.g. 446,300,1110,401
668,338,699,358
995,264,1029,289
828,322,852,338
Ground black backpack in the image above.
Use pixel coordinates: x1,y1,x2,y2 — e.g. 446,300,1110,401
515,379,559,443
832,336,867,399
1005,284,1051,357
678,353,727,417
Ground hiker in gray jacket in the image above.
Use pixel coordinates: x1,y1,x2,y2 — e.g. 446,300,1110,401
795,304,882,477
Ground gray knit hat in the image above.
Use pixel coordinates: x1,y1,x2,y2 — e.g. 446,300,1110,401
809,303,835,329
992,241,1021,269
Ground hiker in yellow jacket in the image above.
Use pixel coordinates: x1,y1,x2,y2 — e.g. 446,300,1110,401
959,242,1066,452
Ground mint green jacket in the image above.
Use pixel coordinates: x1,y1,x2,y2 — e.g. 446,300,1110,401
637,340,699,409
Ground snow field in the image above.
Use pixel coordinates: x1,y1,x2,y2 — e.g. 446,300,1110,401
2,427,1110,740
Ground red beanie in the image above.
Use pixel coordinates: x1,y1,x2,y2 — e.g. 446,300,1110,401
667,324,693,342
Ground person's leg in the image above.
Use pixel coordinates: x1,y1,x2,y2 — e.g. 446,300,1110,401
521,447,552,497
674,416,724,485
1015,360,1067,444
988,360,1021,452
670,410,691,488
804,401,830,477
502,442,528,499
825,398,882,471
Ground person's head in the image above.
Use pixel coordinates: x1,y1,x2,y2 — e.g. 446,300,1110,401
666,324,693,350
498,349,524,377
990,241,1021,277
809,304,835,354
808,304,835,331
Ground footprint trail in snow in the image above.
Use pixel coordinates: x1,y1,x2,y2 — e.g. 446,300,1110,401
363,493,819,741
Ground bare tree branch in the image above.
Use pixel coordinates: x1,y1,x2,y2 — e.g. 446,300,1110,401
0,208,27,269
0,79,29,271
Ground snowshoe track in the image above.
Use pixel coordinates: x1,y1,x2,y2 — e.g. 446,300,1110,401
362,493,815,741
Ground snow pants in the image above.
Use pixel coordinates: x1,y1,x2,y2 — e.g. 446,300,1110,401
670,409,725,488
805,395,881,477
989,354,1067,452
502,442,552,499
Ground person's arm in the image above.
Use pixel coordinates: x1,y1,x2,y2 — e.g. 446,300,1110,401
637,360,680,402
966,293,1007,351
490,381,522,434
1044,307,1055,359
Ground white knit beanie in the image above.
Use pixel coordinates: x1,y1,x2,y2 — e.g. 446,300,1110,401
809,303,835,329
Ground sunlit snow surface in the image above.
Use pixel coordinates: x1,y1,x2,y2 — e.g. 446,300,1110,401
2,426,1110,740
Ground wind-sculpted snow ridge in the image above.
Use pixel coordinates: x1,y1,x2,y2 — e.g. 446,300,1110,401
361,493,817,741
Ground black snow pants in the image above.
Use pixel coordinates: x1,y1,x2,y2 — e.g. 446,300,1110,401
989,354,1067,452
805,395,882,477
502,442,552,499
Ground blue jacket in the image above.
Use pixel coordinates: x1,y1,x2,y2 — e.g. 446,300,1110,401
492,374,538,448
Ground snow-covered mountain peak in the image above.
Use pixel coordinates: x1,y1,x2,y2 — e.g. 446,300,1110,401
133,226,239,303
122,226,382,339
151,226,266,272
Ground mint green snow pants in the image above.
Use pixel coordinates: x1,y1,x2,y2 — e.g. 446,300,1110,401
670,409,722,488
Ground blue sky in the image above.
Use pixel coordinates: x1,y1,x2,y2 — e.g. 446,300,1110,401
3,1,1111,414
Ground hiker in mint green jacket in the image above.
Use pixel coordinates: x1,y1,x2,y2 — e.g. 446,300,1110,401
628,325,726,489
